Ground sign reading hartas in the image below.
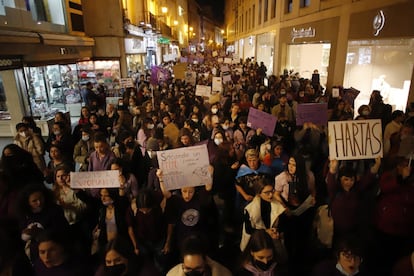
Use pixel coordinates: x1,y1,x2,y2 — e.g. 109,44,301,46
247,107,277,137
157,144,211,190
296,103,328,126
70,170,120,189
328,119,383,160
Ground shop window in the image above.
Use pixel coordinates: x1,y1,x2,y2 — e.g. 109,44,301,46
0,0,15,16
300,0,311,8
344,39,414,116
264,0,268,22
25,64,82,119
0,75,9,120
26,0,65,25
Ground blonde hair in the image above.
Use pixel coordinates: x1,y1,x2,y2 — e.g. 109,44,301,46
245,149,259,159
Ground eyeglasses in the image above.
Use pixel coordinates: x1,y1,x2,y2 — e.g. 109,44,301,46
341,252,362,262
261,189,275,196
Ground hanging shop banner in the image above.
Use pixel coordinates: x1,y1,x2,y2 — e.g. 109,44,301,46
328,119,383,160
70,170,120,189
157,144,211,190
247,107,277,137
296,103,328,126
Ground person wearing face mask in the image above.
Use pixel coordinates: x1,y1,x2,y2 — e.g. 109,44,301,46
16,183,69,262
238,229,287,276
73,127,95,171
137,118,155,150
167,235,231,276
95,236,160,276
14,122,46,173
46,121,74,161
312,237,367,276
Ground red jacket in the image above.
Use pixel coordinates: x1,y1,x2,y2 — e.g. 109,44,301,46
375,171,414,237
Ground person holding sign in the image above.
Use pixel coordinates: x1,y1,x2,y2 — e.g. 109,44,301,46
327,157,381,241
274,154,316,275
156,167,219,255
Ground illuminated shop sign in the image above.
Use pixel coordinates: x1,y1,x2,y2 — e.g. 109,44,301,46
291,27,316,42
0,56,22,70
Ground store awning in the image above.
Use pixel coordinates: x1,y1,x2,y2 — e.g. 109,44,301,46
39,33,95,47
0,30,41,44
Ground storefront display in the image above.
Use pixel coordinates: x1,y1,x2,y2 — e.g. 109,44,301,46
256,32,275,75
24,64,82,119
344,38,413,116
77,60,121,97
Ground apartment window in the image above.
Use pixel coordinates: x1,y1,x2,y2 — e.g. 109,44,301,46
258,0,262,25
271,0,276,18
264,0,268,22
26,0,65,25
300,0,311,8
287,0,293,13
245,11,248,30
248,8,251,29
252,5,255,28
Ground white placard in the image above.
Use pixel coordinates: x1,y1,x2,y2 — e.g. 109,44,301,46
332,88,340,98
196,85,212,98
224,57,232,64
212,77,223,92
70,170,120,189
120,78,134,88
328,119,383,160
157,145,211,190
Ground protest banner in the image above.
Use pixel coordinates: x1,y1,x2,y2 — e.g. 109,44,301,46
296,103,328,126
212,77,223,92
157,144,211,190
195,85,211,98
185,71,196,85
247,107,277,137
70,170,120,189
120,78,134,88
180,57,188,63
224,57,232,64
172,63,187,80
328,119,383,160
212,51,218,57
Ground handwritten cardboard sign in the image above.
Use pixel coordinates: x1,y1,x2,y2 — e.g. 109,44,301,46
224,57,232,64
157,144,211,190
195,85,211,98
212,77,223,92
185,71,196,85
247,107,277,137
120,78,134,88
296,103,328,126
328,119,383,160
70,170,120,189
173,63,187,80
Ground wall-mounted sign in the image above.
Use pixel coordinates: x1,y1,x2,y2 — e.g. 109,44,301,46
0,56,22,70
291,27,316,42
373,10,385,36
59,47,78,55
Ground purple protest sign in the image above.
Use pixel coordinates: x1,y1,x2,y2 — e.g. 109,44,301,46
296,103,328,126
247,107,277,137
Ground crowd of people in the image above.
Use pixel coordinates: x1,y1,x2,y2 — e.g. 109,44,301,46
0,57,413,276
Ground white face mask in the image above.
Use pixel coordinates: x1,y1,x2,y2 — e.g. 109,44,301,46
192,118,199,123
222,124,229,130
211,108,218,114
147,124,154,129
19,131,26,138
53,130,61,136
214,138,223,146
82,135,90,141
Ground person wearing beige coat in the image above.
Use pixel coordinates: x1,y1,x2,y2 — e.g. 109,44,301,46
13,122,46,172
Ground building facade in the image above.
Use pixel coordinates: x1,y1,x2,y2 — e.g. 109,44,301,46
225,0,414,112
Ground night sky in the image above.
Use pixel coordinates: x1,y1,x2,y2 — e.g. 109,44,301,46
196,0,225,24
